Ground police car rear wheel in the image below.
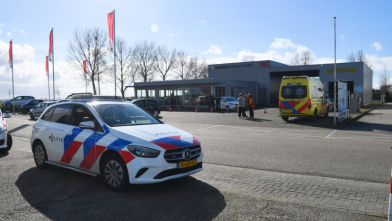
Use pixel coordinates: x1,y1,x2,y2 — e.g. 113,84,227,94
30,113,35,120
33,142,49,169
101,154,130,192
0,134,12,152
226,106,230,111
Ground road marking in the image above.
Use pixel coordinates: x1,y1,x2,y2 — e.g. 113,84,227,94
326,130,337,138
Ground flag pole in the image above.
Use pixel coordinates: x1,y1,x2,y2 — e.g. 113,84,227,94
52,28,55,100
11,39,15,114
47,56,50,100
113,10,116,97
333,17,337,126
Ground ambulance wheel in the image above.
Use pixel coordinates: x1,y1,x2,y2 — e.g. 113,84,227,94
33,141,50,169
311,110,317,121
282,117,289,122
101,154,130,192
324,108,329,117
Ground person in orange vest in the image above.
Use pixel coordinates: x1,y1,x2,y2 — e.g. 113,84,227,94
245,93,254,118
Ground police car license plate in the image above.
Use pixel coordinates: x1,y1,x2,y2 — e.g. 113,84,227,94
283,108,292,113
178,159,197,168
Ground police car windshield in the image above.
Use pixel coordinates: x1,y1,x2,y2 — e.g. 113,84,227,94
93,104,160,127
225,97,237,101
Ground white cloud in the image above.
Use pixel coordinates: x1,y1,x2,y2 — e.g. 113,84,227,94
371,42,383,51
12,28,26,34
150,24,159,33
202,46,222,55
340,35,345,41
166,33,174,37
7,32,11,36
270,38,298,49
199,20,206,24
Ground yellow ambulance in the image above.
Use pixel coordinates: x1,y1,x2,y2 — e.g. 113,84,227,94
278,76,329,121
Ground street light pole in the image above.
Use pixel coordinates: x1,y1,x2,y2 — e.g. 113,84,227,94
334,17,337,126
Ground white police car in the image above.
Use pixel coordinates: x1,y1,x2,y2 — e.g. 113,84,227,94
0,110,12,152
30,100,203,191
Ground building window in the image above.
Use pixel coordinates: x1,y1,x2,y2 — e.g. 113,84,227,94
215,87,226,97
137,90,155,99
231,87,235,97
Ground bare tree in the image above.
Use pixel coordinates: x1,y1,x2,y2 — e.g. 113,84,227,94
68,27,108,95
174,50,190,80
155,45,177,81
291,49,314,65
8,88,11,99
108,38,139,99
55,87,61,100
379,65,391,93
196,59,208,79
133,40,157,82
346,50,373,69
187,55,199,79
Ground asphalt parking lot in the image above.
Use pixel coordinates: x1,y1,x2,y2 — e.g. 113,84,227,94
1,104,391,220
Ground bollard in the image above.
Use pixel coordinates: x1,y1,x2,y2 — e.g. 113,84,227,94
211,107,213,112
169,106,172,112
264,107,267,114
195,107,198,113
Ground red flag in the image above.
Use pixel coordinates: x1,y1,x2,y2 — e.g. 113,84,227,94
107,11,114,51
83,60,86,75
9,41,12,68
49,30,53,61
45,56,49,76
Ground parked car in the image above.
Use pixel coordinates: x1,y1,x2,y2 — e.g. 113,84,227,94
220,96,239,111
30,101,57,120
21,99,44,113
2,96,35,109
0,109,12,152
129,99,160,117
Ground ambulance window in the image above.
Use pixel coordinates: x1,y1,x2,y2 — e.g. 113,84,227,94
281,86,307,99
311,86,318,99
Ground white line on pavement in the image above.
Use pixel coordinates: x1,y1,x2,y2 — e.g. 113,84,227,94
326,130,337,138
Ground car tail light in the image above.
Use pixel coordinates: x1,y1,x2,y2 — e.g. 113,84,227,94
278,100,281,109
32,124,34,129
308,99,311,109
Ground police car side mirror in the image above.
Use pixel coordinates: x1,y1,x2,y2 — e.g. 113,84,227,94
79,121,95,130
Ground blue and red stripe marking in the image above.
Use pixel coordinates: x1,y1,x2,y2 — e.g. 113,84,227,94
151,136,200,150
280,101,308,114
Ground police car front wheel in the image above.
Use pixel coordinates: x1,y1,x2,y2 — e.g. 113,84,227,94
101,154,130,192
33,142,50,169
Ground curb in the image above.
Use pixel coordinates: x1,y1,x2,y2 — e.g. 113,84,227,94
338,105,381,129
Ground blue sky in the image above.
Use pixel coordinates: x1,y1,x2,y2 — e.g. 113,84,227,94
0,0,391,99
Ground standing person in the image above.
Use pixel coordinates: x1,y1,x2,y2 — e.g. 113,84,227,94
216,94,221,110
245,93,254,118
210,93,215,111
238,93,247,119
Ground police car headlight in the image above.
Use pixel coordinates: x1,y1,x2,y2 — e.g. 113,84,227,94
127,146,160,158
